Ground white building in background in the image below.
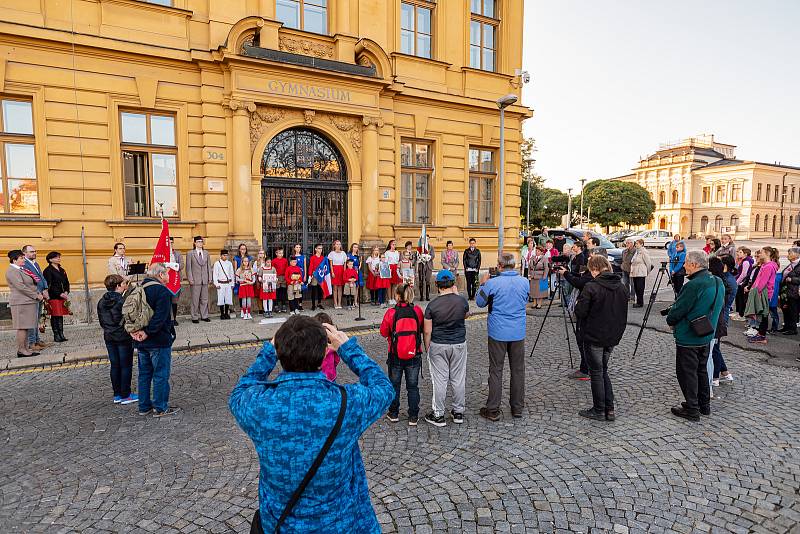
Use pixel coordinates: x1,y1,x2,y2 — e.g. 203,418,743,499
617,135,800,239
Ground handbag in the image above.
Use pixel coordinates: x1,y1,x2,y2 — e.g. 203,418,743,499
689,278,721,337
250,385,347,534
538,278,549,292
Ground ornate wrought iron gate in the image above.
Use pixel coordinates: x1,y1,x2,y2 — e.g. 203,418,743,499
260,128,348,255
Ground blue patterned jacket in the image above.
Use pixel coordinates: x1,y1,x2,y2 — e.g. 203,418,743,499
229,337,394,533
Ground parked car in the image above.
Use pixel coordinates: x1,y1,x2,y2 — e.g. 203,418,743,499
608,229,639,245
627,229,673,248
536,228,623,268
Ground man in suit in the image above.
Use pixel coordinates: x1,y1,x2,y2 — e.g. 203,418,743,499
186,236,212,323
169,237,183,326
22,244,49,350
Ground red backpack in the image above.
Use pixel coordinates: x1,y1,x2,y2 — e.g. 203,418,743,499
389,304,422,360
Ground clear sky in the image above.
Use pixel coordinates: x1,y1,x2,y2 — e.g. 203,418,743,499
521,0,800,192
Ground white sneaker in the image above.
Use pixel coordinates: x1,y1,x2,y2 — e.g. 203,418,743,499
712,379,720,387
240,310,244,318
719,373,734,382
744,328,758,337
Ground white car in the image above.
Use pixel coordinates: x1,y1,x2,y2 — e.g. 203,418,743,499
628,230,673,248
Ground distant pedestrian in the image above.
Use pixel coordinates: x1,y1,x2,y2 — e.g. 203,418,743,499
6,250,43,357
423,270,470,427
630,239,652,308
620,239,635,301
22,245,48,350
213,249,235,320
380,284,424,425
97,274,137,405
463,238,482,300
668,240,687,297
229,316,393,533
43,251,70,343
476,253,530,421
131,263,179,417
186,236,212,323
666,251,724,422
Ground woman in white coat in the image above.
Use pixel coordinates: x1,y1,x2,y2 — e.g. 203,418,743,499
630,239,652,308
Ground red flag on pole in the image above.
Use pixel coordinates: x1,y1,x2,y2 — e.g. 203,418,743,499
151,219,181,296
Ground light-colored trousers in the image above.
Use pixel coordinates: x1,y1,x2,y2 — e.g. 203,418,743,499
217,285,233,306
427,341,468,417
190,284,209,320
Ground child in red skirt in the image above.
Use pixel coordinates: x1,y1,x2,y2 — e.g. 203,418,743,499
259,258,277,318
272,248,288,314
365,246,381,306
236,257,256,320
328,239,348,309
385,239,402,306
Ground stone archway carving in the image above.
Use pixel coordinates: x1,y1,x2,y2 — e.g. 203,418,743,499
249,106,362,156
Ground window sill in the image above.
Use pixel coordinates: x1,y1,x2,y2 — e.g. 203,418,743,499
461,66,512,81
0,216,61,227
467,224,497,229
103,0,193,18
390,52,452,68
106,219,199,227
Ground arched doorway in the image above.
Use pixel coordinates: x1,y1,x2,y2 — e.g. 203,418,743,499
260,128,348,254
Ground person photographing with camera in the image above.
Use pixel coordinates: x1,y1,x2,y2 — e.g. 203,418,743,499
572,256,628,421
665,251,724,422
229,315,394,533
476,253,530,421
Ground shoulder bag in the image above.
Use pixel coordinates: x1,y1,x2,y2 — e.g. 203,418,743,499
688,278,721,337
250,385,347,534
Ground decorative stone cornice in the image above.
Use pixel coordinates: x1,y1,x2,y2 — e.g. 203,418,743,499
362,116,384,128
249,105,362,153
279,36,334,59
226,99,256,113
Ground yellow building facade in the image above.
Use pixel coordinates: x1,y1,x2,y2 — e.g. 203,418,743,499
618,135,800,239
0,0,530,290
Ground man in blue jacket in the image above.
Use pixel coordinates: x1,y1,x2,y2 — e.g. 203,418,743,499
132,263,178,417
476,252,530,421
666,251,724,422
229,315,394,533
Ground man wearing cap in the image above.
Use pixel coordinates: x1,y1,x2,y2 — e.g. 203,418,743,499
423,270,470,427
186,235,212,323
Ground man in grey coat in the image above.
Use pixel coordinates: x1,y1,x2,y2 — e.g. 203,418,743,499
186,236,212,323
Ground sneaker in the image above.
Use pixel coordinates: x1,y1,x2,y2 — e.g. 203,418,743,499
408,416,418,427
712,379,720,387
113,396,122,404
424,412,446,427
386,413,399,423
748,335,767,344
568,370,590,381
743,327,758,337
120,394,139,405
138,409,153,416
718,373,734,383
451,411,464,424
153,406,181,418
479,407,501,422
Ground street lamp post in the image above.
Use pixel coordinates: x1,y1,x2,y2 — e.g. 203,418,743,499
579,177,587,229
496,94,518,257
566,188,573,227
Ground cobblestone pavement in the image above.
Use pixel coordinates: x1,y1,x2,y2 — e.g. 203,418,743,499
1,316,799,534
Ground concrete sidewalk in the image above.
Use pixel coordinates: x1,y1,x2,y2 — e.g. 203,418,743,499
0,301,484,371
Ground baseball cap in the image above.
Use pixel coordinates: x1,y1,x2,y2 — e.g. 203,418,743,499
436,270,455,283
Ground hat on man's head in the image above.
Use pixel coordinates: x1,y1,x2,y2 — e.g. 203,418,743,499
193,235,203,242
436,270,455,283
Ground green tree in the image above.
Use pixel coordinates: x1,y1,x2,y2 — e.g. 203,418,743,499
539,188,569,227
584,180,655,231
519,138,545,231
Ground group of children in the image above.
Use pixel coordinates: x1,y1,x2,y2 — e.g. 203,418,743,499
211,241,364,320
365,240,420,308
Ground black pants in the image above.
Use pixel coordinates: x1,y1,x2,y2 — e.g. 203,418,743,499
757,314,769,336
584,343,615,413
575,321,589,374
465,271,478,300
310,285,323,307
671,272,685,297
783,298,799,331
632,276,645,306
486,338,525,413
277,287,287,308
675,344,711,414
735,284,747,316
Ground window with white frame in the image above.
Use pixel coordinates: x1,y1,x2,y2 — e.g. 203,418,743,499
400,140,432,224
120,111,178,218
276,0,328,34
468,148,495,225
0,98,37,214
469,0,498,71
400,1,434,58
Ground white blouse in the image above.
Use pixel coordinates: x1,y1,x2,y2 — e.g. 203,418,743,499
327,250,348,266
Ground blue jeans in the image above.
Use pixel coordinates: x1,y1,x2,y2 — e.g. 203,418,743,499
106,341,134,398
27,301,42,345
137,346,173,413
387,357,420,418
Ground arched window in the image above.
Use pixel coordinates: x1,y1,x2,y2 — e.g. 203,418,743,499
790,215,794,232
773,215,778,235
658,191,665,205
671,190,679,204
755,214,760,232
730,215,739,229
700,215,709,233
714,215,723,233
764,215,769,232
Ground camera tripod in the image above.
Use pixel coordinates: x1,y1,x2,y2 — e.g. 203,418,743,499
528,270,576,368
632,261,669,358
